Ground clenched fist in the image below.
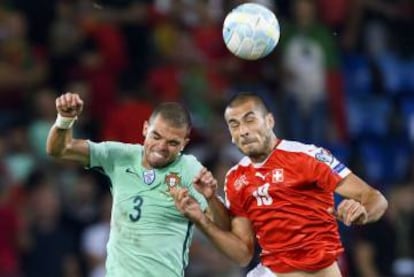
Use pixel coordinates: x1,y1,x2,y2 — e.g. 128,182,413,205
170,187,205,223
192,168,218,201
56,92,84,118
328,199,368,226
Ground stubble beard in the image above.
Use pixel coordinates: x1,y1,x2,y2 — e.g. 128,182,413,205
241,134,273,163
144,148,173,169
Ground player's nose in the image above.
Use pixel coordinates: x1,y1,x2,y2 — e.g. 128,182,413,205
239,124,250,136
155,140,169,152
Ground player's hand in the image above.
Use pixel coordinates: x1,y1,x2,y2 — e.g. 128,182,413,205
193,167,218,201
328,199,368,226
170,187,205,223
56,92,84,118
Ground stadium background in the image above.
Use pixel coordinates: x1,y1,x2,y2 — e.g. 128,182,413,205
0,0,413,276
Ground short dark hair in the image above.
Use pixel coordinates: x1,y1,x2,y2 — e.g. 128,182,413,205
226,92,270,114
149,102,192,130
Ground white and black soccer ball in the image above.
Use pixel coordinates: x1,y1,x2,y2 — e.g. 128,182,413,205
222,3,280,60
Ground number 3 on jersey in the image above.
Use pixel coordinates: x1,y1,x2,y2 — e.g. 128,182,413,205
253,183,273,206
129,195,143,222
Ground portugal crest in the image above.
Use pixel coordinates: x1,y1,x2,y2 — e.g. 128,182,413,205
165,172,182,190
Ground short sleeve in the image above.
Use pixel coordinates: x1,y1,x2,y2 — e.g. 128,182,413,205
180,155,208,211
306,147,352,192
224,172,248,218
88,141,138,173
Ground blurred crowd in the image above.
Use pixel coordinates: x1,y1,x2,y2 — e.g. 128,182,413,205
0,0,413,276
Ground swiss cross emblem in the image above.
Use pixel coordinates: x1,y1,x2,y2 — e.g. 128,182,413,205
272,169,284,183
165,172,181,190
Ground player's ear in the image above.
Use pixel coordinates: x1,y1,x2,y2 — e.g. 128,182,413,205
143,120,149,137
182,138,190,151
266,113,275,129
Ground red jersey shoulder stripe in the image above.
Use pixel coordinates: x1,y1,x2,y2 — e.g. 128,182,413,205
276,140,351,178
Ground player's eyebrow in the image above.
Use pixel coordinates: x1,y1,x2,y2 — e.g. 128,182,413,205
242,111,256,119
227,118,238,124
153,130,181,145
227,111,256,124
153,130,162,138
167,137,181,145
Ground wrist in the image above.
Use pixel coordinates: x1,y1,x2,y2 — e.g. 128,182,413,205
54,114,77,129
195,212,210,227
207,194,224,204
206,195,215,203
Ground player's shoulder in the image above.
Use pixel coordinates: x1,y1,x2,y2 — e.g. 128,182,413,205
177,153,202,169
224,156,252,194
225,156,250,181
179,153,200,163
277,139,317,153
105,141,142,152
277,139,338,165
277,140,324,158
91,140,142,158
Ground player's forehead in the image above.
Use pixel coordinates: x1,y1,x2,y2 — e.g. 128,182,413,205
225,100,262,121
149,115,188,140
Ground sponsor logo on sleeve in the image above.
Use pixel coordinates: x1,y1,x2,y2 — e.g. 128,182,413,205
315,149,334,165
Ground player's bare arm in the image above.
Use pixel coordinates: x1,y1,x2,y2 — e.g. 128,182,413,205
170,187,254,266
193,168,231,231
46,92,89,165
330,173,388,226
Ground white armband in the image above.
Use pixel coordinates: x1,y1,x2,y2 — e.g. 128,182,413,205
54,114,77,129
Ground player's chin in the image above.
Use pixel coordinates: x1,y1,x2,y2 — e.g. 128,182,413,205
150,156,175,168
240,145,260,156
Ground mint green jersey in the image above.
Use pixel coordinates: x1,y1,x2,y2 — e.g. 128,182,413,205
88,141,208,277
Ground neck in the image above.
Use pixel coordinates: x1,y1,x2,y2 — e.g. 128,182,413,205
141,159,152,170
141,151,151,169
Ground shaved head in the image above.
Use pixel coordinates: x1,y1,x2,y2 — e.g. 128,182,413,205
226,93,270,116
149,102,192,134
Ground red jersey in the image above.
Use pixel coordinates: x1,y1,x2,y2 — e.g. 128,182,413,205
224,140,351,273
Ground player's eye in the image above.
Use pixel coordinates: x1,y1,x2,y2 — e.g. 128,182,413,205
151,133,161,140
168,141,179,147
229,122,239,128
245,116,256,123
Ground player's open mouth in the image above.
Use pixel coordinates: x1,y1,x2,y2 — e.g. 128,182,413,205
152,152,167,158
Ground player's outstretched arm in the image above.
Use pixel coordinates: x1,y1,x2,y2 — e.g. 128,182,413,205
197,213,255,266
193,168,231,231
46,92,89,166
170,187,254,266
330,173,388,226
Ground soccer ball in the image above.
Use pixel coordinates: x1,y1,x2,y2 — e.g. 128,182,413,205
222,3,280,60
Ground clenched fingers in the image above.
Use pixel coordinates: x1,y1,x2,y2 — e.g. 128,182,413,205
194,168,217,188
192,167,208,184
348,205,368,225
169,187,187,201
56,92,84,117
335,199,368,226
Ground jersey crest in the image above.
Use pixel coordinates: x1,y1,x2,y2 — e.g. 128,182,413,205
143,169,156,185
165,172,182,189
272,169,284,183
